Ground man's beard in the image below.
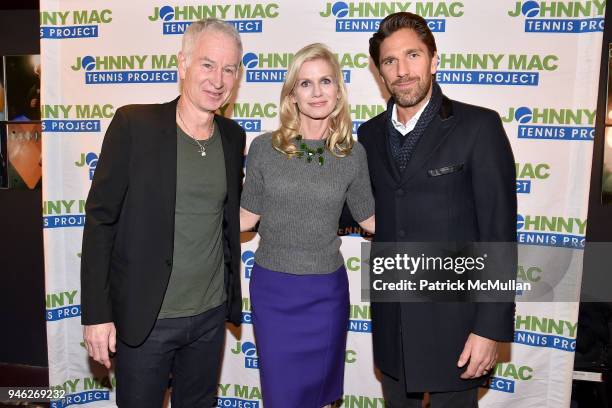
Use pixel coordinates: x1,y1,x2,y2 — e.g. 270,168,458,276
390,75,432,108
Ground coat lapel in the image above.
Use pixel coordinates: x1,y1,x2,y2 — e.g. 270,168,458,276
398,97,457,186
159,97,179,224
372,114,401,184
215,115,237,204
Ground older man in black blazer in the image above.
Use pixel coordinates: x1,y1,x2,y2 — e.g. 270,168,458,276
358,12,516,408
80,19,245,407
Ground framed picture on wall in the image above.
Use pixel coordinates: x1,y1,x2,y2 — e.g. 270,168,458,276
602,44,612,204
608,42,612,126
0,124,7,189
6,122,42,190
0,57,5,121
4,55,40,121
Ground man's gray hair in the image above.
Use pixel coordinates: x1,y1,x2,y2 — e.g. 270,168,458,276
181,19,243,63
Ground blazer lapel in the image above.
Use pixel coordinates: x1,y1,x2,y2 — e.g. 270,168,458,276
215,115,237,204
159,97,179,221
399,99,457,186
372,114,401,184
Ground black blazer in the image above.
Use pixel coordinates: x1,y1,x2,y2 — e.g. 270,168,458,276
358,96,516,392
80,98,245,346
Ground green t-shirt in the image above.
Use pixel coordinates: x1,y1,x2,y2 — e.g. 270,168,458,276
158,124,227,319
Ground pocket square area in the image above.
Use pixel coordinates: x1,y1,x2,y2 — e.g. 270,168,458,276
427,164,464,177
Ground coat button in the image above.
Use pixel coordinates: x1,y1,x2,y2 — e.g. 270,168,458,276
165,259,172,268
398,230,405,238
396,188,405,197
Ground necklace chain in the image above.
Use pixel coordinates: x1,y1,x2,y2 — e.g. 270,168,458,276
177,106,215,157
295,135,325,166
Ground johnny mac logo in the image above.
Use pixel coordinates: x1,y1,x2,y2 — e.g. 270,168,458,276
242,298,252,324
217,383,261,408
42,104,114,133
517,264,543,284
40,9,112,39
508,1,605,33
70,54,178,84
515,162,550,194
436,53,558,86
319,1,463,32
514,314,576,351
345,256,361,272
46,290,81,321
341,395,385,407
517,214,586,248
485,362,534,393
231,340,259,369
43,199,86,229
50,376,114,408
220,102,278,133
345,349,358,364
349,303,371,333
350,104,385,135
75,152,99,181
516,263,545,296
241,51,368,83
502,106,595,141
148,3,279,35
345,254,373,333
241,250,255,278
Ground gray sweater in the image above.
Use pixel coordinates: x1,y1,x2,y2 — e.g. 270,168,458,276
241,132,374,275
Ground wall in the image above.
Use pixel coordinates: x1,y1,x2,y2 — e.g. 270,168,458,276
0,8,47,367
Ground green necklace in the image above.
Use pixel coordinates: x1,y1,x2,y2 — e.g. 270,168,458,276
294,135,325,166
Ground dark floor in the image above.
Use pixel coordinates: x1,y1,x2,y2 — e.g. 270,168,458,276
0,364,49,407
0,362,610,407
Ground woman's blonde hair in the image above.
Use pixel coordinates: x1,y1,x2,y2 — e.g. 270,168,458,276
272,43,354,158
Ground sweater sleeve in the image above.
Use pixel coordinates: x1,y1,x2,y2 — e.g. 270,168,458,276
346,143,375,222
240,135,266,215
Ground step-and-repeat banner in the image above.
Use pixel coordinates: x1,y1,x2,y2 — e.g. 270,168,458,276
40,1,605,407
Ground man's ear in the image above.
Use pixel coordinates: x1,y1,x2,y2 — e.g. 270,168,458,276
178,51,188,79
430,51,438,75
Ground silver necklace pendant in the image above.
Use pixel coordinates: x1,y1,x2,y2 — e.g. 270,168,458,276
177,106,214,159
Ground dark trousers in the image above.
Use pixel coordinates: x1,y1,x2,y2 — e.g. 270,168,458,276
115,304,225,407
381,369,478,408
381,327,478,408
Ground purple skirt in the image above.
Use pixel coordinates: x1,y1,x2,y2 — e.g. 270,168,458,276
250,263,349,408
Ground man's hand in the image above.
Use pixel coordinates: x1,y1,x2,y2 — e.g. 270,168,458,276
83,322,116,369
457,333,498,379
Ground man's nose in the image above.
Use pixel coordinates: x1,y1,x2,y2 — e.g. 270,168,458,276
397,58,410,78
210,68,223,88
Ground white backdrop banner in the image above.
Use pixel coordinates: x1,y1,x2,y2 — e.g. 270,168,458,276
40,1,605,407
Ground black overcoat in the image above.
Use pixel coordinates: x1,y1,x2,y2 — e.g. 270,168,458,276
358,96,516,391
80,98,245,346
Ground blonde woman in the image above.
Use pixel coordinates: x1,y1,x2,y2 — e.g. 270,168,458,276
240,43,375,408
